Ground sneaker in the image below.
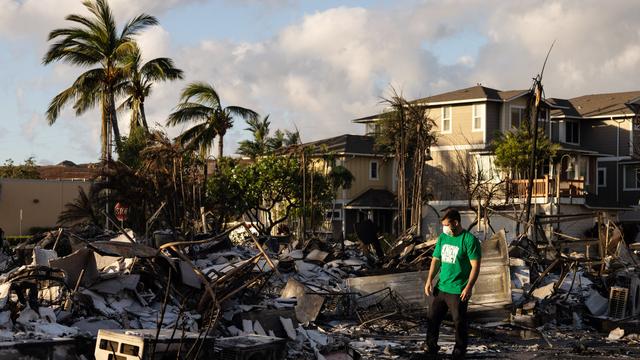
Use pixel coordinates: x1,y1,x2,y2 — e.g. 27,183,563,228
452,348,466,360
424,346,440,359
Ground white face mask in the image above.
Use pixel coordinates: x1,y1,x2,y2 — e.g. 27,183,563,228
443,225,454,236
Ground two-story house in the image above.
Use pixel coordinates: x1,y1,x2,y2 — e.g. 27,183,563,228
352,85,640,237
549,91,640,208
294,134,396,238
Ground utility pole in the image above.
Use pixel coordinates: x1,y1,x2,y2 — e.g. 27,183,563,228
523,41,555,237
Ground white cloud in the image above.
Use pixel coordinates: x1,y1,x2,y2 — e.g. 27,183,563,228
20,114,40,142
5,0,640,162
473,0,640,96
0,0,201,42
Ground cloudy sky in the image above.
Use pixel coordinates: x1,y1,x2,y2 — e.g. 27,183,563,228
1,0,639,164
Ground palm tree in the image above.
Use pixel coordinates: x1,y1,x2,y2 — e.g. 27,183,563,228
167,82,259,160
267,129,301,150
43,0,158,161
237,115,272,159
119,43,183,133
58,186,102,227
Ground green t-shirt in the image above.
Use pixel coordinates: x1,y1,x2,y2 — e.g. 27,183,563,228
432,230,481,294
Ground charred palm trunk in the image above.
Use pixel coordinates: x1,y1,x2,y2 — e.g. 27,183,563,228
109,91,122,151
217,134,224,161
140,99,149,130
101,94,110,161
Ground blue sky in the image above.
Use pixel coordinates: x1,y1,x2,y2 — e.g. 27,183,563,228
0,0,638,164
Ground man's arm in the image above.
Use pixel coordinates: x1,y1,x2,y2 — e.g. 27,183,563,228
424,257,441,296
460,259,481,301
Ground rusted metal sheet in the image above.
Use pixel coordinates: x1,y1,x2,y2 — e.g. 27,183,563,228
346,271,429,308
89,241,158,258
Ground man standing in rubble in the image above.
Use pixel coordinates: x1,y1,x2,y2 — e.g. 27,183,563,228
424,209,481,359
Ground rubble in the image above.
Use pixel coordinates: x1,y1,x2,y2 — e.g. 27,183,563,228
1,210,640,359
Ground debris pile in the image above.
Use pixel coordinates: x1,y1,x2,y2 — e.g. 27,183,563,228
2,210,640,358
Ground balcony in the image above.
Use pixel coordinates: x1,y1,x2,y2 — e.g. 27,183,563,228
508,175,585,199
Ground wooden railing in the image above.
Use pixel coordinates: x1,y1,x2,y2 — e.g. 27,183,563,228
509,176,550,198
508,176,585,198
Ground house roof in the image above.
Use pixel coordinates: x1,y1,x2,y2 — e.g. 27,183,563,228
353,85,531,123
295,134,378,155
550,91,640,119
345,188,396,209
37,163,98,180
411,85,530,105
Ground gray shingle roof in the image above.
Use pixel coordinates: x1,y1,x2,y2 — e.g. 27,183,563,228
346,188,396,209
550,91,640,118
411,85,529,104
298,134,378,155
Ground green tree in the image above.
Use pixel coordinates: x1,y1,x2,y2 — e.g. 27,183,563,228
119,43,183,133
0,158,41,179
493,125,558,179
237,115,272,159
167,82,258,160
205,158,244,232
233,155,332,235
58,186,102,227
43,0,158,161
117,125,148,170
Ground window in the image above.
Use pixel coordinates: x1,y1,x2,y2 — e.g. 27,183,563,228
578,157,589,184
475,155,496,181
441,106,452,133
510,106,525,129
472,104,484,131
624,166,640,190
369,160,379,180
538,107,548,122
565,120,580,144
597,168,607,187
365,123,380,135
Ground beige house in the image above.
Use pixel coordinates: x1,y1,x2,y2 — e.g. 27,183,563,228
352,85,640,237
296,134,396,237
354,85,598,206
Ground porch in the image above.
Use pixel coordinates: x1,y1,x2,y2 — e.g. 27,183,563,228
508,175,586,199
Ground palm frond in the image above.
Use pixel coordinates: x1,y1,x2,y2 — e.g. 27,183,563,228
166,103,214,126
226,106,259,121
120,14,158,39
179,82,221,107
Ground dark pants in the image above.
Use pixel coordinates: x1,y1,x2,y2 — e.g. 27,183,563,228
426,287,469,355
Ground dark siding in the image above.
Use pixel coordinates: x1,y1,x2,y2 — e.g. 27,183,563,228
580,119,632,156
485,102,501,144
588,162,617,207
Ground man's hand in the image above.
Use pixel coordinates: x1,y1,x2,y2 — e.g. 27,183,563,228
424,281,433,296
460,287,472,302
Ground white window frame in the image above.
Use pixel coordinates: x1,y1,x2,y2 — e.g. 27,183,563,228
564,120,580,145
441,106,452,134
369,160,379,180
597,167,607,188
509,105,525,130
472,104,484,132
623,165,640,191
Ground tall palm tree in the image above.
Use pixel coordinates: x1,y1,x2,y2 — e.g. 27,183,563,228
119,43,183,133
267,129,301,150
43,0,158,161
167,82,258,160
237,115,272,159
